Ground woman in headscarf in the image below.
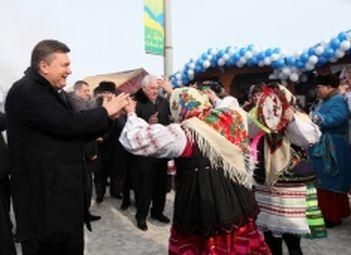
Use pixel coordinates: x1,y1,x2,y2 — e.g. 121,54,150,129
119,86,270,254
310,75,351,228
248,82,324,255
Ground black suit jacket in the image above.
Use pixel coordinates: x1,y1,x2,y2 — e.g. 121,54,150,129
5,67,110,242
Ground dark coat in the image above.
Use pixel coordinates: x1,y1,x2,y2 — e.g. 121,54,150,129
5,67,110,243
0,112,16,255
0,112,11,180
134,89,171,126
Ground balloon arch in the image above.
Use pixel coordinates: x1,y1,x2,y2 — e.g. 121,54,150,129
171,30,351,87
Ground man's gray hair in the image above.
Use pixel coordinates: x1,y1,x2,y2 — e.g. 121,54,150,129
141,74,160,88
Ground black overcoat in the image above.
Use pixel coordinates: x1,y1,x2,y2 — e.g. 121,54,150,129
5,68,110,243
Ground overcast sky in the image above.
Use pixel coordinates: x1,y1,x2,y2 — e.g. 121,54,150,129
0,0,350,96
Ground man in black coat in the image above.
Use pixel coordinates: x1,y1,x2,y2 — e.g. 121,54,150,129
133,75,172,231
5,40,129,255
0,112,16,255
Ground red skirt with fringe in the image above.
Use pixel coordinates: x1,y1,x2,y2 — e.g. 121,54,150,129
168,220,271,255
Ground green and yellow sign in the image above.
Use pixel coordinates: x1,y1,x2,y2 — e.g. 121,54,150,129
144,0,164,55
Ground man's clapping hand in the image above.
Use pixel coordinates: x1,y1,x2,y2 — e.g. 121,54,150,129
102,93,129,118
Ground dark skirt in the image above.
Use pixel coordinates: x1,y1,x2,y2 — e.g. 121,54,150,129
174,155,258,236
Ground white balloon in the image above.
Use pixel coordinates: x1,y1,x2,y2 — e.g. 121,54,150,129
223,53,230,61
252,46,261,55
177,80,183,86
210,48,218,55
189,62,196,69
315,46,324,55
305,63,315,71
340,40,351,51
175,73,182,80
289,73,299,82
282,67,291,75
263,57,271,65
187,69,194,76
308,55,319,64
258,61,265,67
335,49,345,59
203,60,211,68
293,50,302,58
236,62,244,68
217,58,225,66
244,51,253,60
269,73,278,79
279,49,287,58
228,47,236,56
238,57,247,65
321,38,331,47
270,53,280,62
278,72,287,80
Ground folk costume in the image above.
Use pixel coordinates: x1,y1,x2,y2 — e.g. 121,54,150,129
249,85,326,255
120,87,270,255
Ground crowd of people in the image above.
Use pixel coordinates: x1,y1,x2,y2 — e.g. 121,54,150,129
0,39,350,255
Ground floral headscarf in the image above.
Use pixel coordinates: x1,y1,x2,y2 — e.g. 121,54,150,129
170,87,254,188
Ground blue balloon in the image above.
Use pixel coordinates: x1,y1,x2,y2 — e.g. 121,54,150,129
275,59,285,68
287,57,296,66
308,48,315,56
247,44,254,51
226,58,235,67
317,56,328,66
330,38,341,50
265,48,273,57
211,58,218,67
273,47,281,54
323,48,335,58
300,53,309,63
231,53,240,62
247,57,257,66
201,53,209,61
194,65,202,74
296,61,304,69
217,49,225,58
256,52,266,61
338,32,348,41
239,47,246,56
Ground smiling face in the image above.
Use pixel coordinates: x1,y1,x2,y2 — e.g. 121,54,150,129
38,52,72,90
142,79,160,102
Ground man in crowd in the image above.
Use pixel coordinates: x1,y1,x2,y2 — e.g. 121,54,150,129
69,80,101,221
133,74,172,231
0,111,16,255
5,39,129,255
